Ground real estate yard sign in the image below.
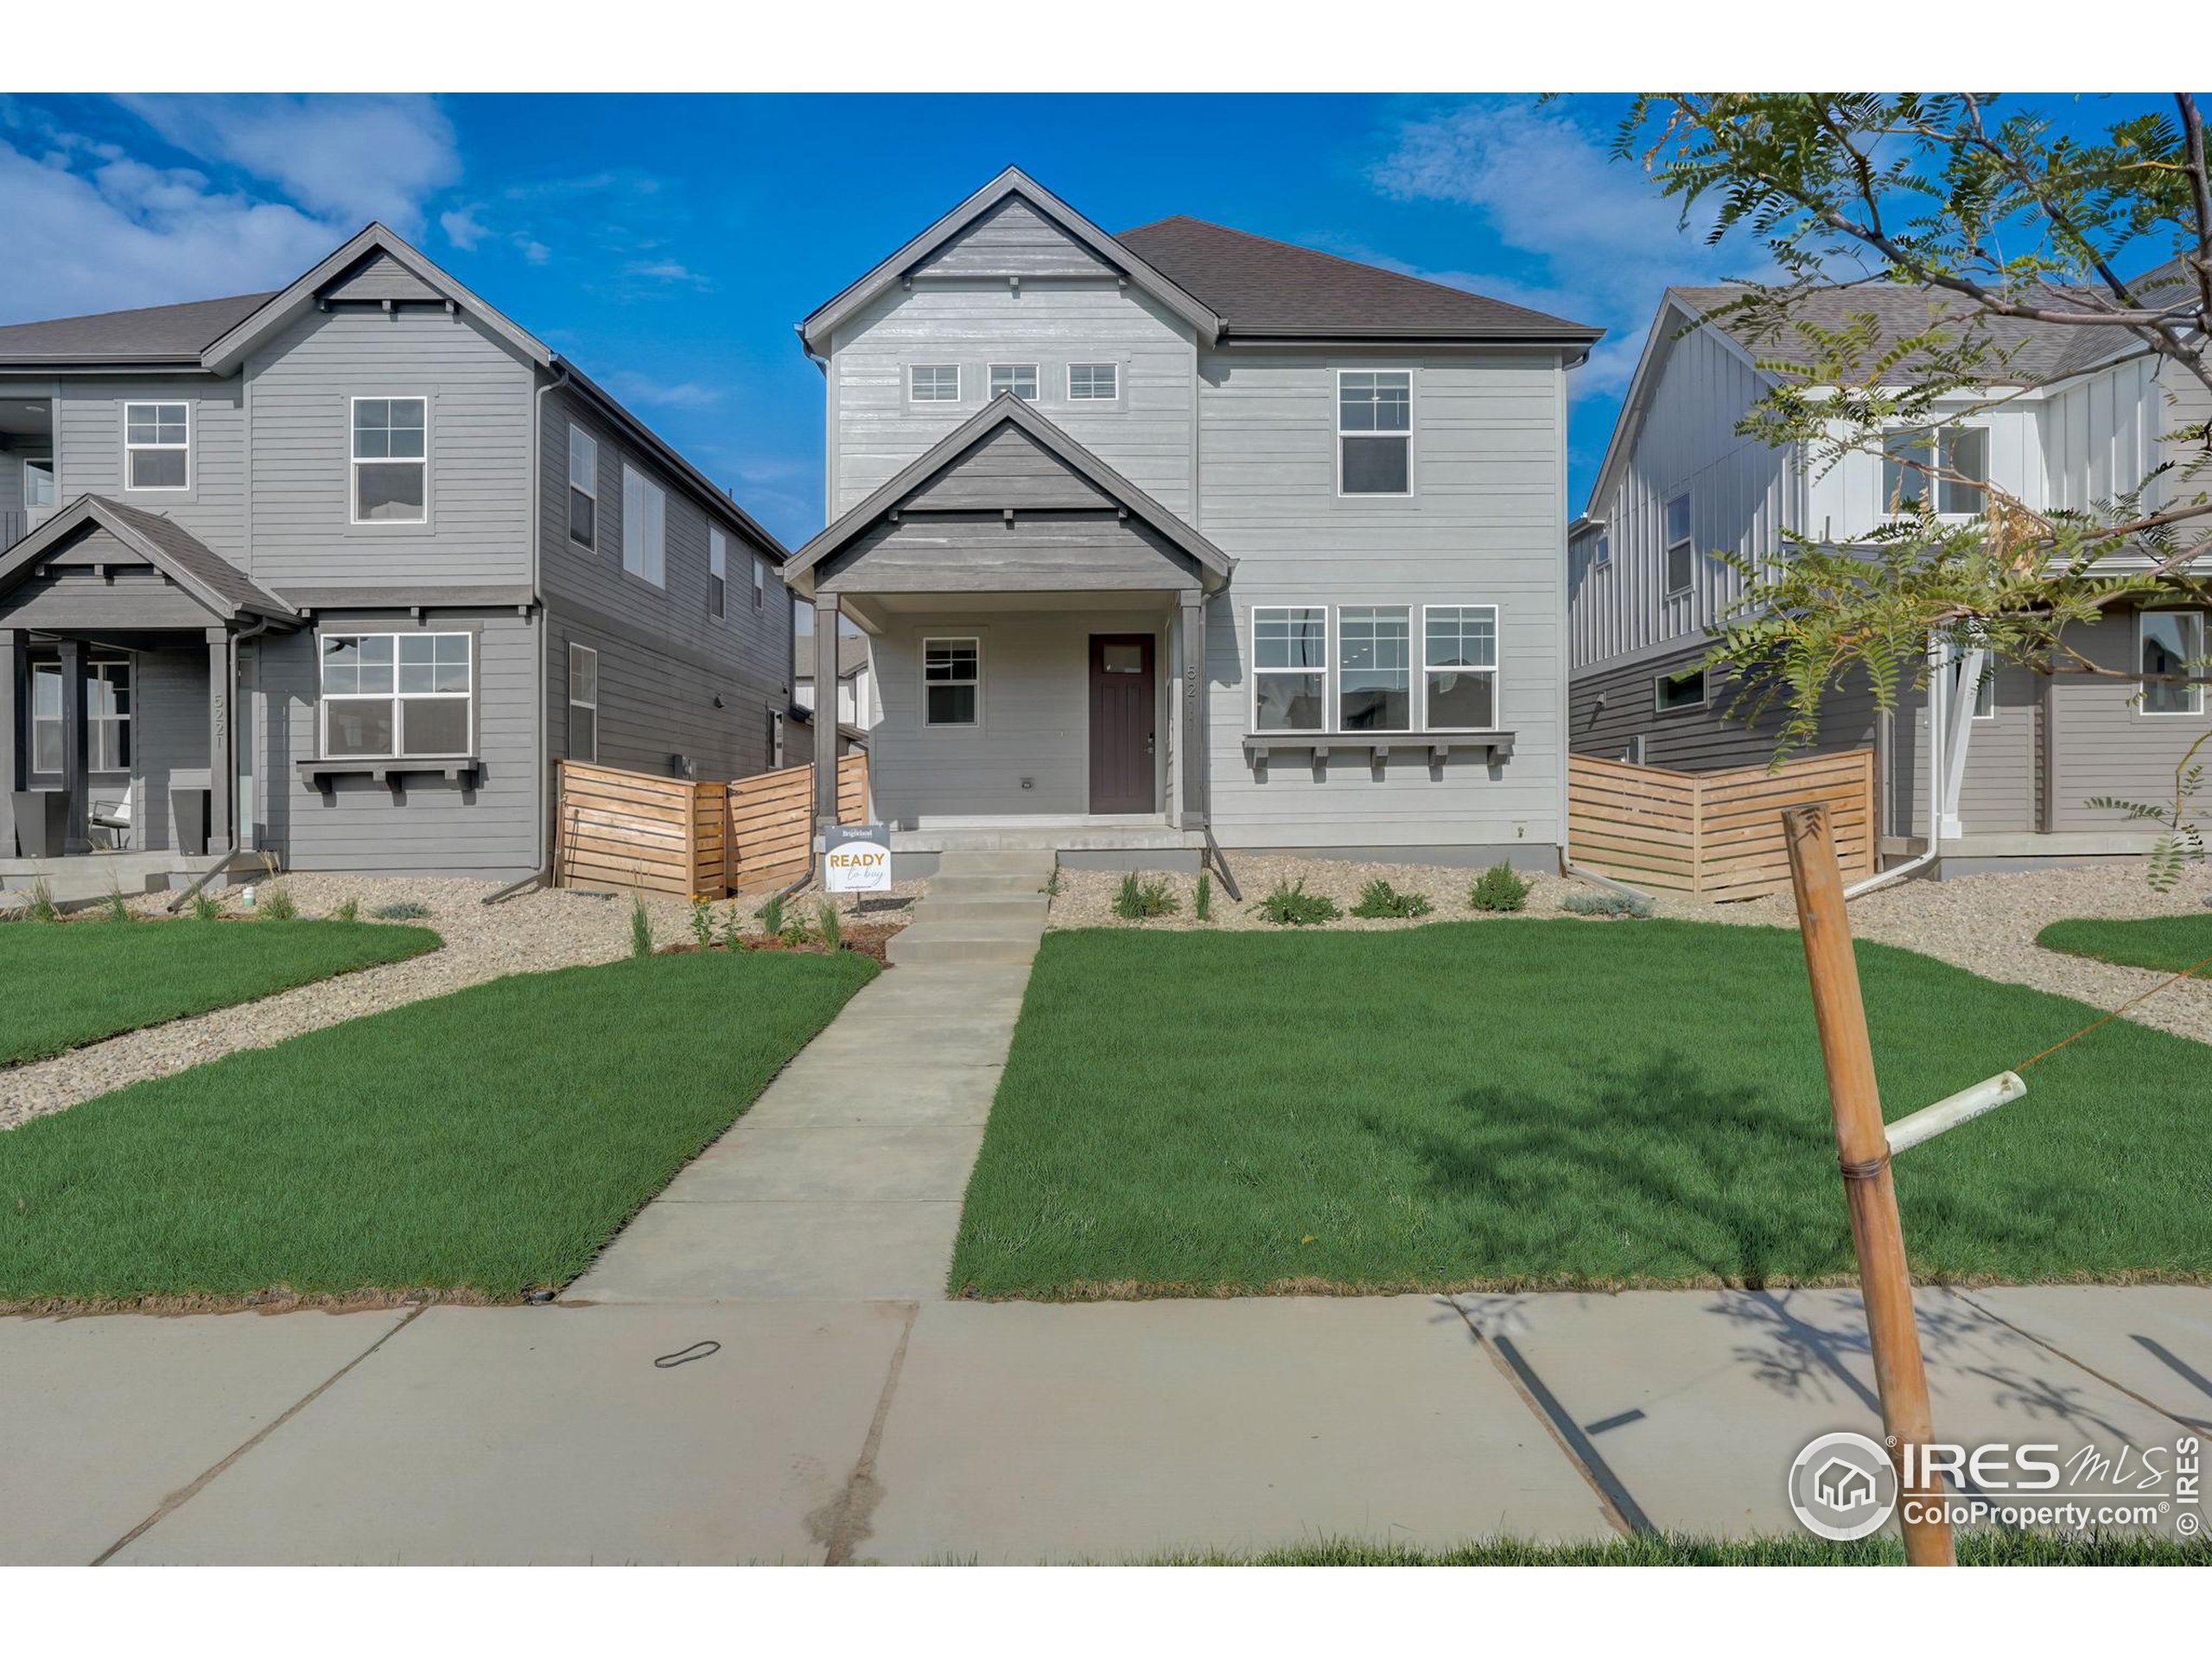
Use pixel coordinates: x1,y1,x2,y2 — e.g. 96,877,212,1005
825,823,892,893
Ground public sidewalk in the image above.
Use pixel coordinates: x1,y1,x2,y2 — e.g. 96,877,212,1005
5,1284,2205,1565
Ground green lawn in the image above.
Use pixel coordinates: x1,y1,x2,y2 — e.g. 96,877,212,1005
2037,912,2212,977
0,919,441,1065
950,922,2210,1298
1158,1533,2210,1566
0,949,875,1306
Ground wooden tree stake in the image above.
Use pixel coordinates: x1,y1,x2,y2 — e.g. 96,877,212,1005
1783,804,1955,1567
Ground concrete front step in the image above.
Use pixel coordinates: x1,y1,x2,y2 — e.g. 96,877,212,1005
886,919,1043,966
932,850,1059,879
915,893,1049,925
925,871,1056,899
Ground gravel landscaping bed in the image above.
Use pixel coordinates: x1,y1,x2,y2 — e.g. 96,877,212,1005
0,873,916,1130
1046,856,1561,932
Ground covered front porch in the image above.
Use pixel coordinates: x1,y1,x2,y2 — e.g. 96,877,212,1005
0,496,299,895
785,396,1233,874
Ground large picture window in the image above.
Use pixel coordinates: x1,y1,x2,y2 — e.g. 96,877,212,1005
321,632,474,759
923,637,980,727
568,425,599,549
622,464,666,586
124,402,188,491
1338,370,1411,495
29,658,132,772
1251,607,1328,731
351,397,427,523
2140,610,2206,716
568,643,599,762
1423,606,1498,729
1338,606,1411,731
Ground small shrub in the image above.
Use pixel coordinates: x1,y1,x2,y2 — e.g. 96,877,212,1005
1559,888,1655,919
1043,868,1064,898
1195,869,1212,922
1468,862,1532,913
1113,871,1181,920
757,891,788,938
102,881,133,923
688,897,716,949
191,893,224,922
629,894,653,960
259,886,299,921
334,897,360,924
27,878,60,925
719,902,745,949
1256,879,1341,927
817,902,843,951
1351,879,1434,920
370,900,430,920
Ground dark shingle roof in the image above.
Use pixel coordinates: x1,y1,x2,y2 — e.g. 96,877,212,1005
0,291,276,361
91,497,296,617
1116,217,1600,341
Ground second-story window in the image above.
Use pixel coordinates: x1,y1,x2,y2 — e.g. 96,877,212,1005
1068,363,1118,401
709,527,728,620
24,457,57,511
352,397,428,523
124,402,188,491
621,464,666,587
568,426,599,550
1884,426,1989,516
911,365,959,403
1338,370,1412,495
1663,493,1694,594
752,554,766,611
989,364,1038,401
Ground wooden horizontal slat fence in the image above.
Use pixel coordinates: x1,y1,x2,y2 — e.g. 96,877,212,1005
1568,749,1875,901
555,753,868,898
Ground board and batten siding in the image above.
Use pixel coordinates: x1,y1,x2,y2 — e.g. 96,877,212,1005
1569,312,1797,674
51,378,246,551
827,278,1198,518
1197,348,1569,854
251,608,541,876
241,307,534,588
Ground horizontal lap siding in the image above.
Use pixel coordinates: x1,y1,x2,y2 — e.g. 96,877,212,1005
53,378,245,552
252,608,541,876
133,646,211,853
545,604,782,784
1569,643,1880,774
1199,351,1567,850
2050,607,2212,830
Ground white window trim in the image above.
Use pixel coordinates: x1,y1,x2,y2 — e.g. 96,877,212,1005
1972,664,1997,721
910,364,961,404
317,631,475,760
567,642,599,763
1662,493,1695,596
988,363,1039,401
709,527,728,621
1067,362,1119,402
920,634,982,730
752,553,766,611
348,394,429,527
1591,533,1611,569
1249,605,1331,734
1883,424,1990,522
567,425,599,550
620,463,667,588
1334,368,1414,499
124,402,189,493
1419,603,1503,732
2139,609,2206,718
1336,604,1415,734
29,656,132,775
23,455,58,512
1654,665,1709,714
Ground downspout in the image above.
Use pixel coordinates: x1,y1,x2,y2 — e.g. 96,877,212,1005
1846,633,1948,898
520,365,571,895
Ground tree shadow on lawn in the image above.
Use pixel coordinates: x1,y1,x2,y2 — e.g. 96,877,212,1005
1365,1049,2095,1288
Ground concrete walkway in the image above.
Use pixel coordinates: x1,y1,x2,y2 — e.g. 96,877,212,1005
564,851,1050,1304
6,1285,2205,1564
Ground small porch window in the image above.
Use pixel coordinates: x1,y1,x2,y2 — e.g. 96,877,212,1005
568,643,599,762
124,403,189,491
29,658,131,773
1251,607,1327,731
1423,606,1498,729
1338,606,1411,731
321,632,474,758
922,637,980,727
2140,610,2206,716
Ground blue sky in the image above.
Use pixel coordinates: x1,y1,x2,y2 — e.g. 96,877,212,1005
0,92,2177,545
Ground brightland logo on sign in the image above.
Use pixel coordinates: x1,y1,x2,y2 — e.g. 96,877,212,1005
823,823,891,893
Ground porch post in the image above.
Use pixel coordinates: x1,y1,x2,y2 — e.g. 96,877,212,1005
59,637,89,854
812,594,840,840
1179,590,1207,831
206,627,232,852
0,629,22,858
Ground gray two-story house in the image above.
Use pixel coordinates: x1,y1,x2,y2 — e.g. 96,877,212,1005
789,168,1600,874
0,224,798,890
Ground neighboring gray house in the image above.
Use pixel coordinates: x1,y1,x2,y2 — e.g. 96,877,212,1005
0,224,797,887
790,168,1600,874
795,630,877,733
1568,273,2211,876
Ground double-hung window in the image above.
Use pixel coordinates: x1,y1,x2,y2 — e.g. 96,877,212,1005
1251,607,1328,732
1338,370,1412,495
1068,363,1117,401
1338,606,1411,731
911,365,959,403
988,364,1038,401
352,397,427,522
752,554,766,611
1884,426,1988,516
568,426,599,549
1663,493,1694,594
1423,607,1498,729
621,464,666,586
709,528,728,620
923,637,980,727
124,402,188,491
2140,610,2206,716
568,643,599,762
29,658,131,772
321,632,474,758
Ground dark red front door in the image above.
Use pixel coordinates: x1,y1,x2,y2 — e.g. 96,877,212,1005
1088,633,1155,814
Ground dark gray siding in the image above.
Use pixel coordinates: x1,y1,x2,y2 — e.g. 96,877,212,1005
133,645,211,852
544,604,786,785
53,378,245,550
1570,640,1879,773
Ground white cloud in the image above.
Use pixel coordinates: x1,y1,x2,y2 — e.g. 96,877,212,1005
441,206,490,251
624,258,710,289
605,372,723,410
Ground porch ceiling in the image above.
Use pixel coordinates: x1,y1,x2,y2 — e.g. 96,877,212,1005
842,588,1188,624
